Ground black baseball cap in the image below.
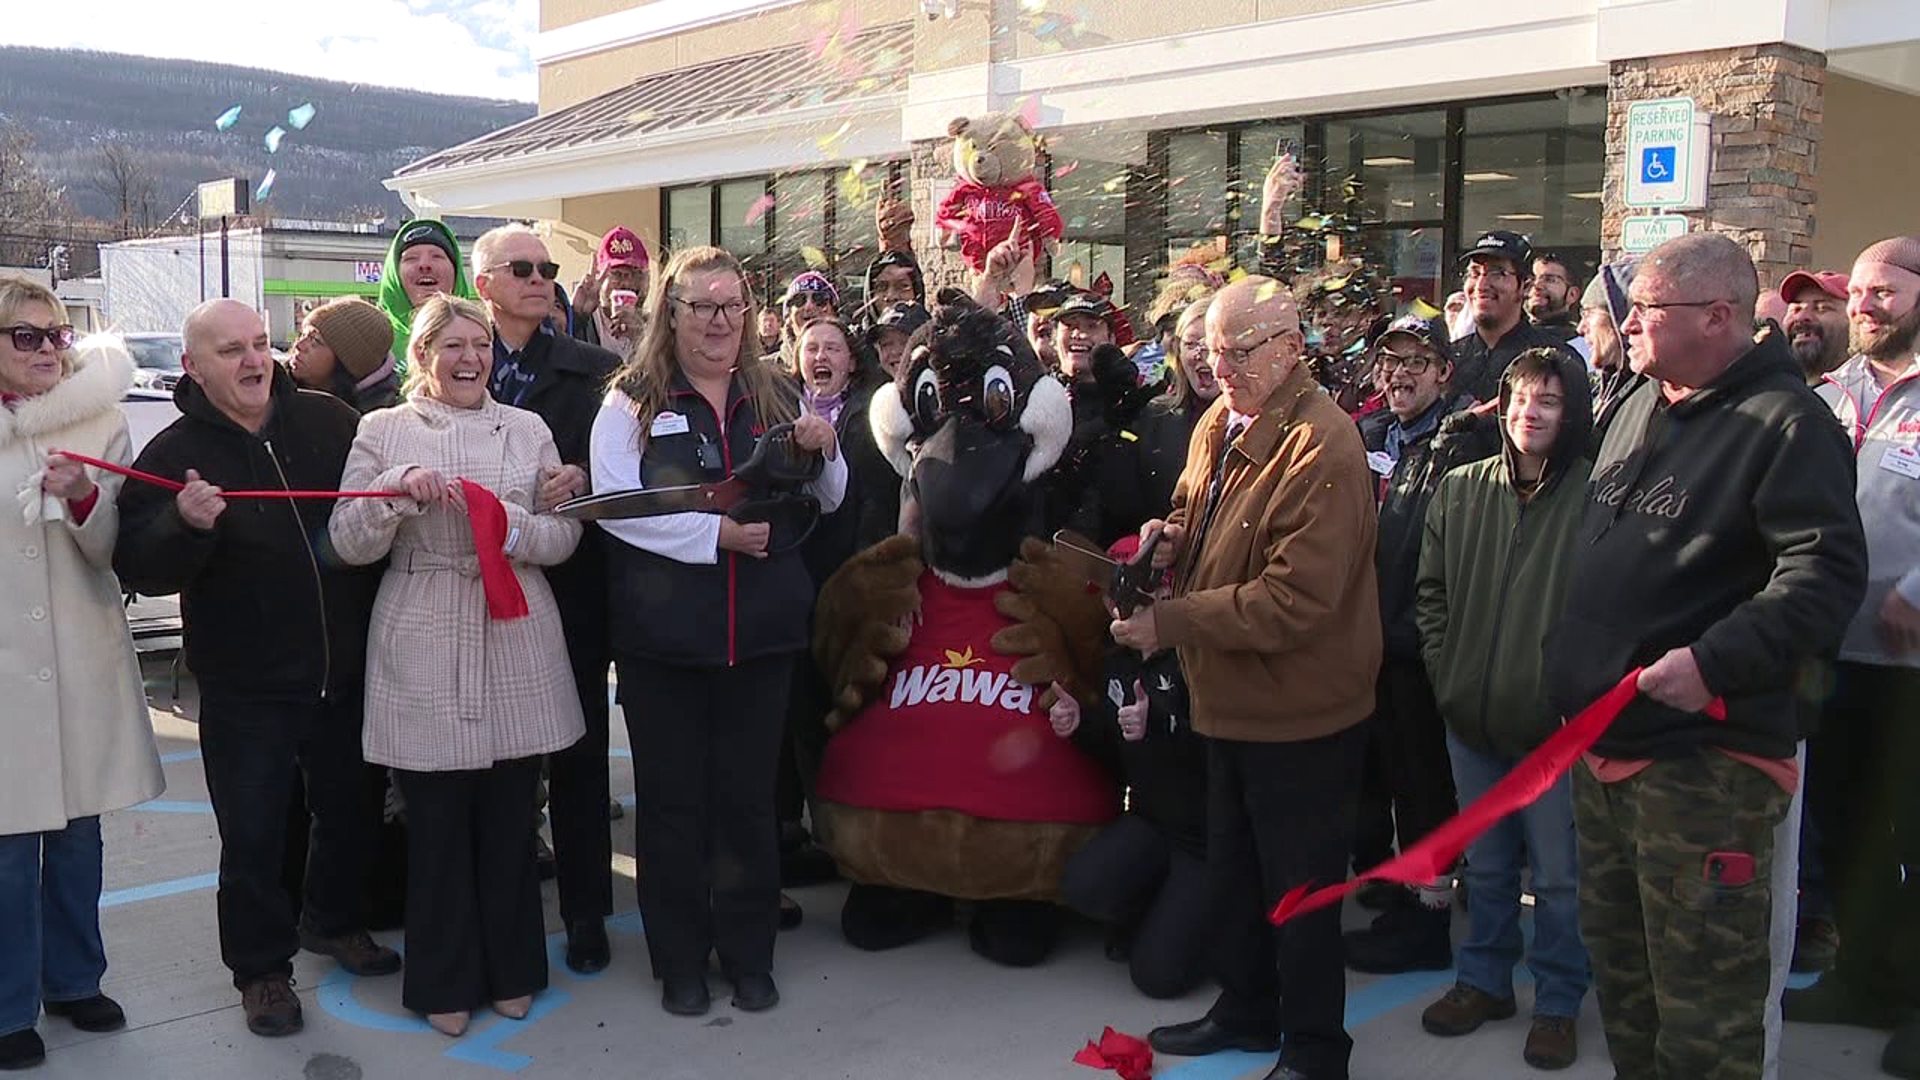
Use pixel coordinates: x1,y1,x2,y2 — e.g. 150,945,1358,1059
1023,280,1075,315
1374,314,1446,353
868,301,930,341
1053,291,1117,322
396,221,460,265
1459,230,1533,270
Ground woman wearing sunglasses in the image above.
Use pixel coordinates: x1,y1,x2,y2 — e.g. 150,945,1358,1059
589,247,845,1018
0,277,163,1070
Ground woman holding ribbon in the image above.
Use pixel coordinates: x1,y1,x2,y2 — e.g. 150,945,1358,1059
328,294,584,1037
0,277,163,1070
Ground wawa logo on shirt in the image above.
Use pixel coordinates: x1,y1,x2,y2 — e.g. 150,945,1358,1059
889,645,1037,714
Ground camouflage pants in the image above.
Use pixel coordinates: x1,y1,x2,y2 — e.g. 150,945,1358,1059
1574,752,1790,1080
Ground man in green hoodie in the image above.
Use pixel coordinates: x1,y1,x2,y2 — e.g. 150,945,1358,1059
1413,347,1594,1071
377,220,477,375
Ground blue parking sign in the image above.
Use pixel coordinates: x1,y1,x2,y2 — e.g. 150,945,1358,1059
1640,146,1676,185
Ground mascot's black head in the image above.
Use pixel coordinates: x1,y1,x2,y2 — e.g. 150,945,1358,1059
870,291,1071,581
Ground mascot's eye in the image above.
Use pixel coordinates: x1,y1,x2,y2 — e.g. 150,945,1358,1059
913,368,942,431
982,364,1014,425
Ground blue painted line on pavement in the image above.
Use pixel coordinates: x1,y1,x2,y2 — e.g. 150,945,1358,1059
443,989,572,1072
160,750,202,764
99,872,218,908
134,799,214,814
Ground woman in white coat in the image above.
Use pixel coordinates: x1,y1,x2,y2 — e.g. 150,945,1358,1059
327,294,583,1038
0,277,164,1071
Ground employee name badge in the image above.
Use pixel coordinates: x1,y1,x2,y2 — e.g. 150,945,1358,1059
1881,444,1920,480
650,411,691,437
1366,450,1396,477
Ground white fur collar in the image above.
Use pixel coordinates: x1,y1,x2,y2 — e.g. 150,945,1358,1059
0,338,135,445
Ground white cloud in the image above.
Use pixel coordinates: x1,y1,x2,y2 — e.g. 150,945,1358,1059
19,0,537,101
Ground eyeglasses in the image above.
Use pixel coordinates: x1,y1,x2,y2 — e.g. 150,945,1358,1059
7,325,76,353
1464,265,1518,284
488,260,561,281
1627,298,1729,319
783,289,835,310
1375,349,1439,375
670,296,749,323
1212,327,1295,368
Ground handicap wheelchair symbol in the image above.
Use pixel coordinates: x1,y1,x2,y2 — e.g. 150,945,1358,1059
1640,147,1675,185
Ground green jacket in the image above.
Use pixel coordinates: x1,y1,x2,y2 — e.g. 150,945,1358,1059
377,219,477,375
1416,453,1590,758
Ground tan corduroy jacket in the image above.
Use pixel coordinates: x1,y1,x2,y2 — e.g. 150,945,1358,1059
1153,364,1382,743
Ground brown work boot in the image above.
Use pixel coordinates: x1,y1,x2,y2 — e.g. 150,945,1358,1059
240,975,303,1037
1421,982,1517,1036
300,925,402,976
1523,1015,1577,1069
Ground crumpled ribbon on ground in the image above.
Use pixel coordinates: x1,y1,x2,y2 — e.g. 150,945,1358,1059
1270,668,1727,926
53,451,528,622
1072,1026,1153,1080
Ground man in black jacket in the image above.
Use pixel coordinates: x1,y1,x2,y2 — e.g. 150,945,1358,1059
472,225,622,974
1450,232,1580,402
114,300,398,1038
1543,233,1867,1080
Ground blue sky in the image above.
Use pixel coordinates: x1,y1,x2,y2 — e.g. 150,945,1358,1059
25,0,538,101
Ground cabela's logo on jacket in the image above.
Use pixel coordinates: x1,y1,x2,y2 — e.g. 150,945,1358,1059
889,644,1036,714
1592,460,1691,520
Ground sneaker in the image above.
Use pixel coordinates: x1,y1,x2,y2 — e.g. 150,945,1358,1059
1421,983,1518,1037
299,926,402,977
1345,901,1452,974
0,1030,44,1071
1783,977,1908,1030
240,975,303,1037
1523,1015,1578,1070
43,994,126,1032
1790,917,1839,974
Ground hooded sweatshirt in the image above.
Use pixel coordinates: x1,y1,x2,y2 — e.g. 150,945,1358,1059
1816,350,1920,669
856,251,926,334
1417,351,1593,757
1543,327,1867,760
377,219,477,375
1583,260,1645,447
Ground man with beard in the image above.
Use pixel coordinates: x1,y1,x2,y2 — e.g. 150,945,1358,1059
1780,270,1852,384
1526,254,1582,344
1790,237,1920,1080
1451,232,1580,402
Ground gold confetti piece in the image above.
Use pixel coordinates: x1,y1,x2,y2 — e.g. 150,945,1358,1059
1120,430,1139,442
627,108,656,123
801,247,828,267
1256,281,1281,302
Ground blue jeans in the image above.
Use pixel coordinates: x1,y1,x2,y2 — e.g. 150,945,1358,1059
0,818,108,1037
1446,731,1590,1018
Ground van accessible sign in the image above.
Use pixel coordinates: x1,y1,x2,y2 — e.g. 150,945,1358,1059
1621,214,1689,254
1625,97,1710,211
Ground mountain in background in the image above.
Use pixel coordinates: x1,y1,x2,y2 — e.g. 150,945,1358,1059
0,46,535,224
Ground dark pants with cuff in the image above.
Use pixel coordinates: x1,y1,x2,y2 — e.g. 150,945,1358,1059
198,687,377,989
1368,657,1458,862
394,759,547,1014
1205,724,1366,1078
1062,813,1220,999
618,653,793,982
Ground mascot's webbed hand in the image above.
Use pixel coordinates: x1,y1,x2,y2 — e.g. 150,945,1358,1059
992,535,1109,711
815,535,925,732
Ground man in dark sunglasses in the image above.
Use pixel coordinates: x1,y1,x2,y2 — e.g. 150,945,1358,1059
768,271,840,369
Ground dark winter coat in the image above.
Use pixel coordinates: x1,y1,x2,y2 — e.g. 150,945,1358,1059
1360,392,1482,662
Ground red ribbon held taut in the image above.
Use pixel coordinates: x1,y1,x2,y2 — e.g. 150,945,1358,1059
1268,669,1726,927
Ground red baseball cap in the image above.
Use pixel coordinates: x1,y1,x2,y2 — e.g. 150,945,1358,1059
596,227,650,273
1779,270,1848,304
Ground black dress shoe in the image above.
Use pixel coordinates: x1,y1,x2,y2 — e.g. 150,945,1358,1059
661,975,711,1016
731,973,780,1012
1259,1066,1323,1080
778,893,803,930
1148,1016,1282,1057
564,919,609,975
44,993,126,1033
0,1029,45,1071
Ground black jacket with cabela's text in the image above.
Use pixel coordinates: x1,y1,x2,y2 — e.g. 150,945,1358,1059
1543,328,1867,760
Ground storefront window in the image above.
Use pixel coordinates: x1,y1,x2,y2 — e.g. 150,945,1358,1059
720,178,771,256
1460,95,1605,273
1322,111,1446,226
1052,156,1130,303
665,186,712,253
1233,121,1306,270
664,163,904,291
1166,131,1229,248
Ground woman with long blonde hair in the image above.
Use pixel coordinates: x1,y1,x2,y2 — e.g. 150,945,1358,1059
589,247,846,1018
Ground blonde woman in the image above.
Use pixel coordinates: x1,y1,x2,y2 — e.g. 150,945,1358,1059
328,294,584,1037
589,246,845,1017
0,277,162,1070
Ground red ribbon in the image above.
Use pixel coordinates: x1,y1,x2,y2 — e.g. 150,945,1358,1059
56,451,528,622
1269,669,1727,927
1072,1027,1153,1080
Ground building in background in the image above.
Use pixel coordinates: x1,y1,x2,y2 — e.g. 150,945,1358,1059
388,0,1920,322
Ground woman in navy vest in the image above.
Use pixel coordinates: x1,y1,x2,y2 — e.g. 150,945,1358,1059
588,247,845,1018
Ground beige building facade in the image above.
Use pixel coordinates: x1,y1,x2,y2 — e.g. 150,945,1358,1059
391,0,1920,316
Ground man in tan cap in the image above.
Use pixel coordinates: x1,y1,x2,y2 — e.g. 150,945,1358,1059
290,297,399,413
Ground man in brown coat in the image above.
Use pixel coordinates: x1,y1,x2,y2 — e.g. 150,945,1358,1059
1113,277,1381,1080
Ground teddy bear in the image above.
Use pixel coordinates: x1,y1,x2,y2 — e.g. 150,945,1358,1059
934,113,1065,275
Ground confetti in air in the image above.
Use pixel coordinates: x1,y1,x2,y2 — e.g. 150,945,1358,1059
801,247,828,268
254,170,277,202
744,194,775,226
816,121,852,153
214,105,243,131
287,103,317,130
1054,161,1081,180
264,126,287,153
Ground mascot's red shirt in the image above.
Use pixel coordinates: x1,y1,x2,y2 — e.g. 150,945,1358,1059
934,177,1065,273
817,571,1117,824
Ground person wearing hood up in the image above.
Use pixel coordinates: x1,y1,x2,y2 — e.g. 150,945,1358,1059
1414,347,1594,1071
377,221,476,376
1578,258,1643,447
855,250,924,335
290,297,400,414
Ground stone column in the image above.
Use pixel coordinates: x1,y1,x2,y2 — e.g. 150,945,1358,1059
909,137,976,296
1604,44,1825,285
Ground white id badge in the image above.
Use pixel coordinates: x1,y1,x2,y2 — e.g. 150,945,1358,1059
1107,679,1126,708
650,411,691,437
1366,451,1395,477
1880,445,1920,479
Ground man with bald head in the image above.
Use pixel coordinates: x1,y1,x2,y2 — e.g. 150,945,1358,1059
1543,233,1866,1080
115,299,397,1038
1112,277,1380,1080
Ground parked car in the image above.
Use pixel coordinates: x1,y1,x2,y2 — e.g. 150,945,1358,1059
122,331,185,392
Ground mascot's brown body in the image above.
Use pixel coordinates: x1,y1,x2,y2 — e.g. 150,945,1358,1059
811,295,1116,966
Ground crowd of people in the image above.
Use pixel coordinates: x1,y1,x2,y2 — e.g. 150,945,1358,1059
1,144,1917,1080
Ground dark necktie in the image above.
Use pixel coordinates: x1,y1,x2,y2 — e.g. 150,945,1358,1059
1190,418,1247,557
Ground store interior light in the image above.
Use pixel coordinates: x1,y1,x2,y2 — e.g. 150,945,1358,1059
1362,156,1415,167
1569,191,1603,200
1498,213,1544,221
1391,199,1416,208
1464,171,1516,183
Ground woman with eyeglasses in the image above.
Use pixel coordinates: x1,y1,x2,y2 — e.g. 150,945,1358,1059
0,277,164,1070
589,246,845,1018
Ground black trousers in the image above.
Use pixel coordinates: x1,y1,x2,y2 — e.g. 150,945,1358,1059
394,759,547,1014
1368,657,1458,858
1808,660,1920,1002
617,652,793,981
1061,813,1221,999
548,652,613,923
198,688,378,988
1205,726,1365,1078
